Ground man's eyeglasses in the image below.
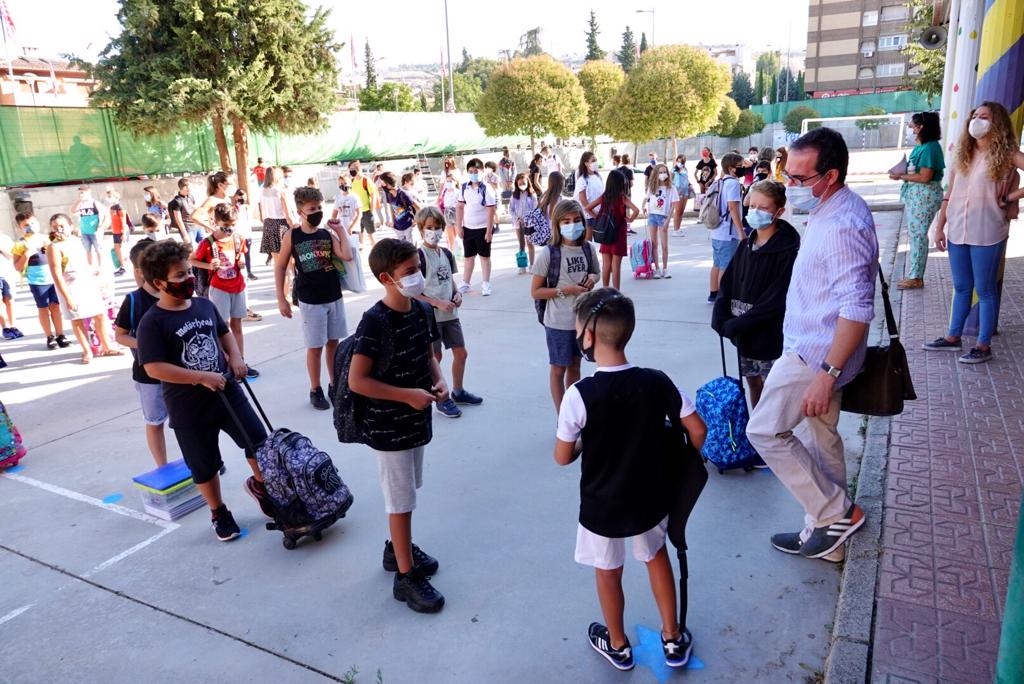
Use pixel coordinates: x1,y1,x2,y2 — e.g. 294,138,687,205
781,171,824,186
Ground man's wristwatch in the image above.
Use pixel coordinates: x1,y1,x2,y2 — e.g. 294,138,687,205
820,362,842,379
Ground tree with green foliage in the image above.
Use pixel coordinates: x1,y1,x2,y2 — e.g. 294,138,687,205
89,0,340,193
639,33,648,54
777,67,800,102
431,72,483,112
457,57,500,92
577,60,625,145
420,91,429,112
618,27,637,73
755,51,781,79
769,73,778,104
360,82,419,112
796,71,805,98
365,39,377,90
519,28,544,57
584,10,606,61
712,96,740,136
476,55,586,151
460,48,472,71
730,109,766,138
602,45,731,145
902,0,944,100
784,105,821,134
855,105,889,130
730,72,755,109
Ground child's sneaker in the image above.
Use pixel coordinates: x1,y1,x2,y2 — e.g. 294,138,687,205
662,628,693,668
481,281,493,296
9,327,23,338
245,365,260,379
436,398,462,418
393,566,445,613
451,389,483,405
652,270,662,280
662,270,672,279
457,281,471,294
46,335,58,350
309,387,330,411
382,540,440,575
2,328,15,340
55,334,71,348
244,476,277,519
211,506,241,541
114,268,126,277
588,623,634,671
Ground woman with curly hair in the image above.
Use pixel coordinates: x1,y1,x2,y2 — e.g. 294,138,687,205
926,102,1024,364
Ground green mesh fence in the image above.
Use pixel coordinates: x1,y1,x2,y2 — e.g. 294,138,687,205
750,90,938,124
0,108,528,187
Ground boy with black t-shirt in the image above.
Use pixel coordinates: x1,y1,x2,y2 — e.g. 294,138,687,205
276,186,353,410
114,240,170,467
136,240,274,542
554,288,707,672
348,238,448,614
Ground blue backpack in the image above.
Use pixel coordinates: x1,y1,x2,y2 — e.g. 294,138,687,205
695,337,762,473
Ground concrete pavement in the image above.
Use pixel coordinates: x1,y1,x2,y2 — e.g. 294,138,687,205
0,204,900,683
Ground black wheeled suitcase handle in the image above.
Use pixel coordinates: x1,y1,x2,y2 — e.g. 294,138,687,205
217,374,274,453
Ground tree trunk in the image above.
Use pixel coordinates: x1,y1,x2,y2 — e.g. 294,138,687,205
663,138,669,162
212,110,233,173
530,134,535,155
230,113,250,196
672,133,678,160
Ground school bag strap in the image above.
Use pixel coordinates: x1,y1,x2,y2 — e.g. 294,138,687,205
128,290,137,335
442,247,456,274
545,244,561,290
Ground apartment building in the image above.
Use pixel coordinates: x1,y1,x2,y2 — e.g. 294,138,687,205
805,0,914,97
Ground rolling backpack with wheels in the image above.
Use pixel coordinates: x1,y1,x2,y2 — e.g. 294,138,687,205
629,232,654,279
695,336,762,473
220,378,354,549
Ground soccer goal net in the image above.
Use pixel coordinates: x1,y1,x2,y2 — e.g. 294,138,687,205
800,113,912,151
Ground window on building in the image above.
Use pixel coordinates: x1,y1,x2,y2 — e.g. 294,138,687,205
877,63,906,77
879,34,909,51
863,10,879,26
858,67,876,79
881,5,910,22
860,40,877,55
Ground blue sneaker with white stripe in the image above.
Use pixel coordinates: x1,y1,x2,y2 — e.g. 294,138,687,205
588,622,634,671
799,504,865,559
662,628,693,668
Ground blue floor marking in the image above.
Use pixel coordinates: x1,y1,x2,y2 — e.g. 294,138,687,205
102,493,123,504
5,465,25,473
634,625,705,681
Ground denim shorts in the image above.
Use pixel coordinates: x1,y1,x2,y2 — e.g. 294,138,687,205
712,238,739,268
135,381,169,426
545,326,581,367
0,277,10,299
29,284,59,309
648,213,669,228
80,233,101,253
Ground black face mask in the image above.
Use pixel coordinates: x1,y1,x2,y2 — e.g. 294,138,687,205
339,185,350,192
576,293,624,363
349,169,358,177
306,211,324,227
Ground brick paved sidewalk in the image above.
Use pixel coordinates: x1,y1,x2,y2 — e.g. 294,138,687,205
871,249,1023,683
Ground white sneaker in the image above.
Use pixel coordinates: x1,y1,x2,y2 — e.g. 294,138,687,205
458,281,471,294
481,281,493,296
517,267,526,275
652,270,662,280
663,270,672,279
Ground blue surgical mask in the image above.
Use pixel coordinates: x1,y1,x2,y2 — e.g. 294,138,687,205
560,221,585,241
747,208,778,230
469,173,480,183
786,174,828,211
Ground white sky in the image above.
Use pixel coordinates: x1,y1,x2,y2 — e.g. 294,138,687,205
4,0,809,69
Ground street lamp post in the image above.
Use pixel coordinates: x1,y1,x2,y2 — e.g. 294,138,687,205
636,9,655,47
444,0,456,112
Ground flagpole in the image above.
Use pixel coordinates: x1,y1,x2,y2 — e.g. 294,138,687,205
1,3,14,79
439,47,445,113
444,0,455,112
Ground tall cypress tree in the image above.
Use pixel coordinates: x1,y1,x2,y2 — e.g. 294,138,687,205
584,10,606,61
365,39,377,90
639,32,648,54
618,26,637,73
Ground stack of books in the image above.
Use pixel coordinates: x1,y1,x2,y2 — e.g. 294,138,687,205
132,459,204,521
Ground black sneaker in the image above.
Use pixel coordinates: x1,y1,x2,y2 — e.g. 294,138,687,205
244,476,276,519
245,365,260,379
588,622,634,671
310,387,330,411
800,504,865,559
247,272,259,280
959,347,992,364
393,566,445,613
211,506,241,542
382,540,440,576
451,389,483,405
707,293,717,304
663,628,693,668
55,334,71,348
923,336,962,351
771,531,804,555
45,335,57,350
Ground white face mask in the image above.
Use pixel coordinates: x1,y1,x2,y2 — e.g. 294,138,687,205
786,182,822,211
968,117,992,140
517,184,527,191
658,173,669,181
393,271,426,298
423,229,442,246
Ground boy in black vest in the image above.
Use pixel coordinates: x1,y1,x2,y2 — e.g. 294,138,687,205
554,288,706,671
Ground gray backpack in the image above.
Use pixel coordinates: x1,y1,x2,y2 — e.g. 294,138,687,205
256,429,353,528
698,179,723,230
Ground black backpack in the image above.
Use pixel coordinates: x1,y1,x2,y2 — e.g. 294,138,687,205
563,171,576,198
535,242,594,324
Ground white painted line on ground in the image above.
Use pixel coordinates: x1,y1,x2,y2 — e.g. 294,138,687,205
0,604,33,626
0,472,179,530
83,526,178,578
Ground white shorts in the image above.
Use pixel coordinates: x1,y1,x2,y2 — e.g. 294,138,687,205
299,299,347,348
574,517,669,570
375,447,425,514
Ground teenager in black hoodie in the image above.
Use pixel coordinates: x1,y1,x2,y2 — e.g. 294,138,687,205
711,180,799,407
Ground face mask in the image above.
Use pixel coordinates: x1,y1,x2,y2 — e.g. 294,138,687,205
517,184,527,191
747,208,778,230
560,221,585,241
51,226,67,241
217,225,234,235
143,232,158,240
648,159,656,165
144,193,152,202
305,211,324,227
658,173,669,181
577,329,595,363
339,185,350,192
392,271,425,298
349,169,358,177
755,173,769,182
469,173,480,183
22,222,35,234
968,117,991,140
163,275,196,300
423,229,442,246
786,174,828,211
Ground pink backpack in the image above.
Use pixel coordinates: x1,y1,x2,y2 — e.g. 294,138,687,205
630,237,654,279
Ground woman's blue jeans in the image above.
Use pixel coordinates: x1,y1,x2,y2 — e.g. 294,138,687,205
947,240,1006,346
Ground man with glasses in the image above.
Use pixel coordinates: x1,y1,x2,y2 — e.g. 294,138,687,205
747,127,878,564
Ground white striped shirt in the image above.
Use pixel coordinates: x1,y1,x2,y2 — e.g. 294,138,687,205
782,185,878,385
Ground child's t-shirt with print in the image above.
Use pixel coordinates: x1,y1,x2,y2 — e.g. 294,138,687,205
531,244,601,331
335,194,362,229
352,301,440,452
194,236,246,293
647,186,680,217
387,189,417,231
78,200,101,235
419,246,459,323
136,297,236,427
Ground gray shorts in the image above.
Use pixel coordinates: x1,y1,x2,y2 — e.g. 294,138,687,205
375,446,425,514
299,298,347,348
135,381,169,426
431,318,465,353
208,287,247,320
